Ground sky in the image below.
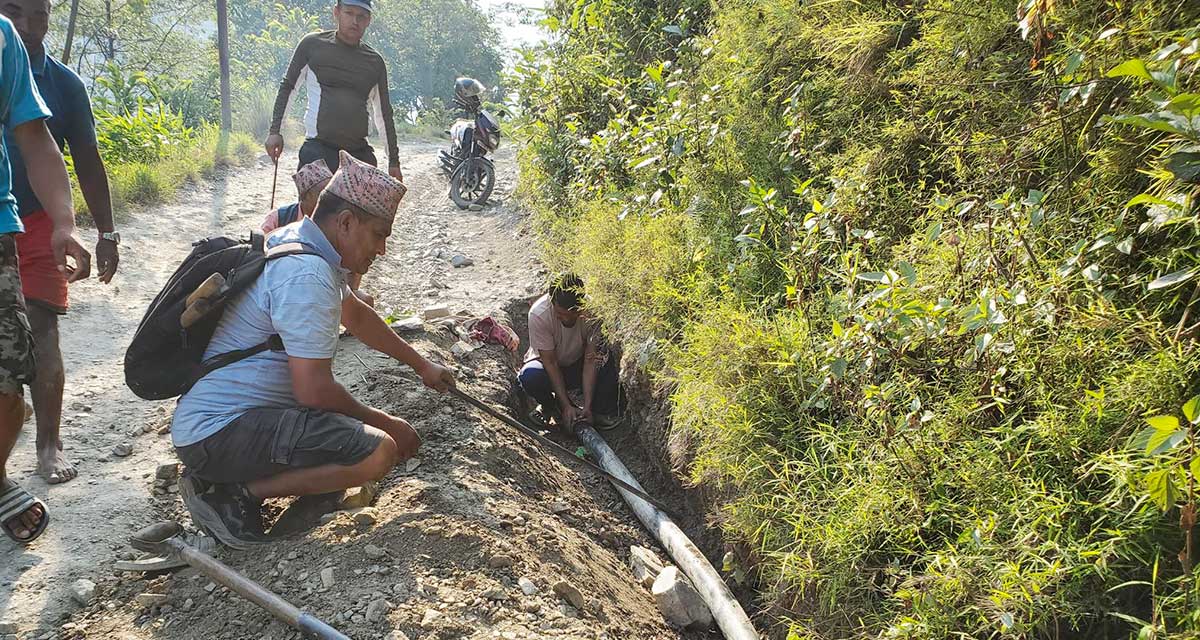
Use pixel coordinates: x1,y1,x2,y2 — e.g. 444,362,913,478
476,0,548,56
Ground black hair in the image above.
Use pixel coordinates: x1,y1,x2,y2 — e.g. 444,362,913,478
312,190,370,223
550,273,584,311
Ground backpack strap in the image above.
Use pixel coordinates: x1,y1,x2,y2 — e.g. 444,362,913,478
188,335,285,390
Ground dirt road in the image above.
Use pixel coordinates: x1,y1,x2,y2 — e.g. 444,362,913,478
0,142,700,640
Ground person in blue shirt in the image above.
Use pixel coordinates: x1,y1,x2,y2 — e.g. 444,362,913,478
173,152,453,547
0,13,90,544
1,0,119,487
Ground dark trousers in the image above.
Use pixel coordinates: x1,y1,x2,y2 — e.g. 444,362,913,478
298,138,376,172
518,356,620,415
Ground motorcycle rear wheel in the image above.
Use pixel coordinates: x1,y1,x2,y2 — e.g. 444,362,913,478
449,158,495,209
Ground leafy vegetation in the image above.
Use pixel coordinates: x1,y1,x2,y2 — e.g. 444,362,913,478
513,0,1200,637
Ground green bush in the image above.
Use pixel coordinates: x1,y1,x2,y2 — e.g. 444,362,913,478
514,0,1200,637
73,125,257,219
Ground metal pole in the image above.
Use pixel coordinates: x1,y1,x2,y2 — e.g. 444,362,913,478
449,387,681,518
165,538,349,640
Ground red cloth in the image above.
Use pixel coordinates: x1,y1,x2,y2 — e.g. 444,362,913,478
16,210,68,313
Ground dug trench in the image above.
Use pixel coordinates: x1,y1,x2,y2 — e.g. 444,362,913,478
2,140,750,639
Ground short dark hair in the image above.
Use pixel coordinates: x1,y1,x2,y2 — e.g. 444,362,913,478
550,273,584,311
312,190,370,223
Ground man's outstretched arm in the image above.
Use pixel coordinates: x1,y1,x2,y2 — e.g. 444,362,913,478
341,292,453,391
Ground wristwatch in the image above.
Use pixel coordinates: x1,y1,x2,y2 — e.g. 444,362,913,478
100,231,120,244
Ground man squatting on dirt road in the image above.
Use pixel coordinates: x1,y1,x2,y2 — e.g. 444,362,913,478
0,12,93,544
263,0,397,303
171,151,454,546
518,275,621,430
2,0,119,486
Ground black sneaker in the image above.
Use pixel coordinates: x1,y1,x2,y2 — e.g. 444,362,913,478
179,472,267,549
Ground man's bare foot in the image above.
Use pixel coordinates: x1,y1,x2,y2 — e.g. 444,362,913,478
37,446,77,484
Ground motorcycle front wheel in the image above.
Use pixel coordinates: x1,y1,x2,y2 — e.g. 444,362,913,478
449,157,495,209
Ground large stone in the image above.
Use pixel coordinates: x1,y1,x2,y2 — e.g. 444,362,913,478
350,507,379,526
154,462,179,480
135,593,169,608
70,579,97,606
366,598,391,623
552,580,585,609
364,544,387,560
651,566,712,630
111,443,133,457
320,567,336,588
518,577,538,595
450,254,474,268
390,316,423,332
420,608,442,628
341,482,378,509
422,305,451,320
629,545,666,588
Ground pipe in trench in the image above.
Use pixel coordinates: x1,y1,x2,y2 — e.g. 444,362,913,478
575,425,760,640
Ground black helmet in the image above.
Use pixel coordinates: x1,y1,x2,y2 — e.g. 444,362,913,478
455,77,486,100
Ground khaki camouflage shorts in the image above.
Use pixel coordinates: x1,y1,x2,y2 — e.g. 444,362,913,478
0,233,35,395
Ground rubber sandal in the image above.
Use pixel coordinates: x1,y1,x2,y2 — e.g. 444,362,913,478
0,482,50,544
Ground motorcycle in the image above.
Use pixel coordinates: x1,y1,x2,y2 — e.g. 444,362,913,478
439,77,501,209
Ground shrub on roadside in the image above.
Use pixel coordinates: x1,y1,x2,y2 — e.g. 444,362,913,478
514,0,1200,637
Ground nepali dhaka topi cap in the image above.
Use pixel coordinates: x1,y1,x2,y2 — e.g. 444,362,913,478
293,159,333,197
326,150,407,220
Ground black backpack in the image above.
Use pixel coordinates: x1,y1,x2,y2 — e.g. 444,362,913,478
124,233,316,400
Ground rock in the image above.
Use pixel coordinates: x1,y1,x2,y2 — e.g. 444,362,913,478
552,580,585,609
70,579,97,606
429,276,449,290
341,482,378,509
111,444,133,457
405,458,422,473
0,622,16,634
383,632,411,640
518,577,538,595
450,254,474,268
468,203,484,212
364,544,387,560
182,598,194,612
134,593,168,608
629,545,666,588
350,507,379,526
488,554,514,569
482,587,507,601
390,316,423,332
203,582,217,593
366,598,391,623
651,566,712,630
422,305,451,320
450,341,478,357
320,568,336,588
549,501,569,514
420,608,442,628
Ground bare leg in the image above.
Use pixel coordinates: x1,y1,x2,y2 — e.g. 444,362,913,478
1,390,45,539
247,430,398,499
27,304,73,484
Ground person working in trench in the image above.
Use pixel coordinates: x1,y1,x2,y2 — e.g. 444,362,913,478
518,274,622,430
171,152,454,547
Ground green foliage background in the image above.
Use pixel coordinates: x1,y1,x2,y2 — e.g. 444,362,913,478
512,0,1200,637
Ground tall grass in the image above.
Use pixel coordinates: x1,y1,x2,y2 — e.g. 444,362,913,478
513,0,1200,636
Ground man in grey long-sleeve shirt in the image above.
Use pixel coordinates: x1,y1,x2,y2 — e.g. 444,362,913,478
264,0,402,181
